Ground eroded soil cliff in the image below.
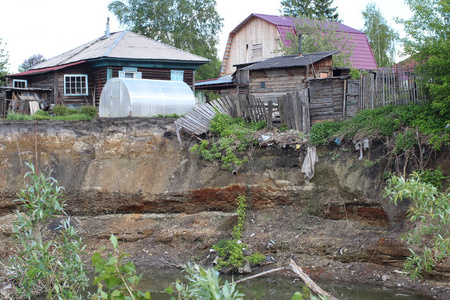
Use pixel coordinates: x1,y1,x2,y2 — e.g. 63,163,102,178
0,118,449,298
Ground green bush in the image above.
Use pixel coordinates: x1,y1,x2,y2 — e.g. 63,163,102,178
80,105,98,118
167,263,244,300
308,102,449,150
91,234,151,299
385,174,450,278
52,105,79,116
191,113,265,171
9,163,88,299
6,112,33,121
309,121,342,145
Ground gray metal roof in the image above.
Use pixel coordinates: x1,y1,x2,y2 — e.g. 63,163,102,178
32,31,209,70
195,74,234,87
241,50,339,71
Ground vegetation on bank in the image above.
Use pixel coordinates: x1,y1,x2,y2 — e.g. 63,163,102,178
190,113,266,171
6,105,98,121
5,165,323,300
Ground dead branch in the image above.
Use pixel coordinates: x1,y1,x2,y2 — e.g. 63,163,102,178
289,259,339,300
232,267,287,285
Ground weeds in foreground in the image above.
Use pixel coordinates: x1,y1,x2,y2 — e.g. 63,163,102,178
385,173,450,278
9,163,88,299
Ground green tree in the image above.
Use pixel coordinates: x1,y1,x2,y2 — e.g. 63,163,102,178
281,18,355,68
0,38,9,85
397,0,450,116
18,54,46,72
362,3,399,68
313,0,339,21
108,0,223,80
281,0,339,20
281,0,315,18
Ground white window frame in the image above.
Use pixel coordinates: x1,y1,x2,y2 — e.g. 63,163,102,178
118,67,142,79
170,70,184,81
64,74,88,96
13,79,27,88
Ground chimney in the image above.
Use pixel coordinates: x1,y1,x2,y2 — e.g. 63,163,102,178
105,17,110,38
298,34,302,56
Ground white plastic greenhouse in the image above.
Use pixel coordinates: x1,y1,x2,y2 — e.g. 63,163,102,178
99,78,196,117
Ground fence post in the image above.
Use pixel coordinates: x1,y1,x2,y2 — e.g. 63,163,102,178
267,101,273,130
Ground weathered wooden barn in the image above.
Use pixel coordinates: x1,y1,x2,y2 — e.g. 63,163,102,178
220,13,377,76
7,31,209,108
240,50,339,103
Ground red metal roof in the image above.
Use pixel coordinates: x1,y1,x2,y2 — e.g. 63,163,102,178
8,61,87,77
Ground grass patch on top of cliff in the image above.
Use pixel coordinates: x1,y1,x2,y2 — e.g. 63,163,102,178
309,102,450,151
6,105,97,121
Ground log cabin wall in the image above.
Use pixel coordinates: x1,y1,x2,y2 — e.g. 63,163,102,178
248,56,334,103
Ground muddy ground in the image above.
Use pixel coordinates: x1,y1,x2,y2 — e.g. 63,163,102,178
0,118,449,299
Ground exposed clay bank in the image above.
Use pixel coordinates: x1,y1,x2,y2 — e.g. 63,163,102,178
0,118,449,299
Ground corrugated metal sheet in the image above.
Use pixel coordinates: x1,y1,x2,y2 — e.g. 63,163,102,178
30,31,209,70
8,61,86,77
241,50,339,71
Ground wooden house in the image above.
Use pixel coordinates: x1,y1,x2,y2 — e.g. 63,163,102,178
220,13,377,76
7,31,209,108
240,50,339,103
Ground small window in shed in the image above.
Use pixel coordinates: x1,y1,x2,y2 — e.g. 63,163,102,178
171,70,184,82
320,72,329,79
260,82,266,89
64,75,88,96
13,79,27,88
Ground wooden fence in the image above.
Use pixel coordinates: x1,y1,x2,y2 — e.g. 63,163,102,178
277,89,310,132
177,66,427,138
360,66,426,110
174,94,267,140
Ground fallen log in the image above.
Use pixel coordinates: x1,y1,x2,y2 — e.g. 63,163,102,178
289,259,339,300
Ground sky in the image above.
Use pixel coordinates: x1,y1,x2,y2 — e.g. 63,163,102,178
1,0,412,74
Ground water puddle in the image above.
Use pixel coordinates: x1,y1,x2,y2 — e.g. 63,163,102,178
124,268,433,300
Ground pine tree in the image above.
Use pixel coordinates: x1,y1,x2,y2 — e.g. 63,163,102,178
313,0,339,21
280,0,315,18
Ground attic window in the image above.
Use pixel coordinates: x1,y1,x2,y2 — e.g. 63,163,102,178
64,75,88,96
251,43,262,60
119,67,142,79
13,79,27,88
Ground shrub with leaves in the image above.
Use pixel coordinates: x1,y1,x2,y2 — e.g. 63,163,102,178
80,106,98,118
9,163,88,299
167,263,244,300
91,234,151,300
212,196,265,271
191,113,265,171
384,173,449,278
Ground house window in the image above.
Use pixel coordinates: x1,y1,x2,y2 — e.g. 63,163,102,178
64,75,88,96
171,70,184,81
118,67,142,79
13,79,27,88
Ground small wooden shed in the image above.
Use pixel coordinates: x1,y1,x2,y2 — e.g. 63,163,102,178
241,50,339,103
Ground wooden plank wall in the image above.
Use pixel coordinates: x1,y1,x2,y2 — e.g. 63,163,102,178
174,94,267,136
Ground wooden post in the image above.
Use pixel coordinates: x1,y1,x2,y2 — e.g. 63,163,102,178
267,101,273,130
342,79,347,120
